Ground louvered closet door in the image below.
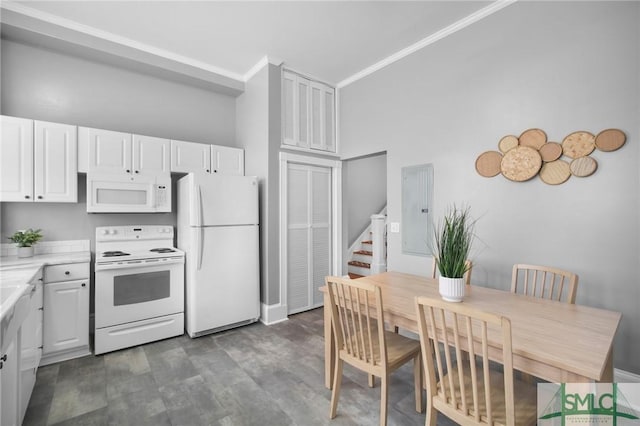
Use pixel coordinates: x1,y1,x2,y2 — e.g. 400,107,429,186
287,163,332,314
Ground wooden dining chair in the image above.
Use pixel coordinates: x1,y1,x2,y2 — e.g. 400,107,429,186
511,264,578,304
431,258,473,285
415,296,537,426
325,276,423,426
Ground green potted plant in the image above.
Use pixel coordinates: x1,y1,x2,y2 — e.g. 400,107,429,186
434,206,475,302
8,228,43,258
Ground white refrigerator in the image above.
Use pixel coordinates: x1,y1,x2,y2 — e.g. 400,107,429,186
177,173,260,337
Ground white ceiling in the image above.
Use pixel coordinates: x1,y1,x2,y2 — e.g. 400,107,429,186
11,1,493,86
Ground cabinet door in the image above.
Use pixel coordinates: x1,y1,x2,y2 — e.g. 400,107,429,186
43,280,89,355
282,71,297,146
310,83,336,153
170,139,211,173
0,337,19,426
296,76,310,148
80,127,132,175
133,134,170,176
0,116,34,202
33,121,77,202
211,145,244,176
323,86,336,153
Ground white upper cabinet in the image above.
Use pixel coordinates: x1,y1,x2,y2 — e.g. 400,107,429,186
309,83,335,152
211,145,244,176
171,139,244,176
79,127,169,176
0,116,34,201
34,120,78,202
170,139,211,174
133,134,170,176
0,116,77,203
282,70,336,154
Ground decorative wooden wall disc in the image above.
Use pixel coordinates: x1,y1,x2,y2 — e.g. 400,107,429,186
475,151,503,177
519,128,547,150
498,135,519,153
562,131,595,158
539,160,571,185
595,129,626,152
539,142,563,162
570,156,598,177
501,146,542,181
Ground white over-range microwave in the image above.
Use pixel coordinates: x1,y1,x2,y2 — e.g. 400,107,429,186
86,173,171,213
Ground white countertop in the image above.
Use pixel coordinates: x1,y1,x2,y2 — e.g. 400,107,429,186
0,251,91,324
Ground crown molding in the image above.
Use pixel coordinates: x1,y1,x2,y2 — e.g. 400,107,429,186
243,56,283,82
0,1,258,84
337,0,518,89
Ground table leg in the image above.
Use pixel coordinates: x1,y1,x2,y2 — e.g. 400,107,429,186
324,292,335,389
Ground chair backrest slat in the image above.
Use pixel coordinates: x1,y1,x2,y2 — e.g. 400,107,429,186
326,276,387,369
415,296,516,426
512,264,578,304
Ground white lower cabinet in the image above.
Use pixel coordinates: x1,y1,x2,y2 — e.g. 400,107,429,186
41,263,90,366
19,270,44,422
1,337,19,426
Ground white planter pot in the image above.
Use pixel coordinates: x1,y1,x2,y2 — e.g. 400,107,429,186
17,246,34,258
439,276,465,302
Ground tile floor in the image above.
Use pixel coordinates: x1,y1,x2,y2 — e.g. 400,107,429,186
23,308,455,426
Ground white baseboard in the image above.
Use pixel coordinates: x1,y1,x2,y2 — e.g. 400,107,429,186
260,303,288,325
615,368,640,383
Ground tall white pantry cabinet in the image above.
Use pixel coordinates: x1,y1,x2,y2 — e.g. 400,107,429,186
0,116,77,203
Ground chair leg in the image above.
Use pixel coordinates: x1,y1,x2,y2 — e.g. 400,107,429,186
393,325,399,333
368,374,375,387
413,354,423,413
380,374,389,426
425,401,437,426
329,359,344,419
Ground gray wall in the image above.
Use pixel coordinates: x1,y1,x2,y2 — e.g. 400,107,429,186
344,152,387,247
339,2,640,372
235,63,282,306
1,39,237,248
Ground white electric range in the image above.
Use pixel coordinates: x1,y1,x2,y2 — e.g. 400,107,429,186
94,225,185,355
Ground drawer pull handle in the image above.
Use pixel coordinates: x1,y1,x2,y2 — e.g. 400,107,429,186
1,354,7,362
65,271,70,275
81,283,86,287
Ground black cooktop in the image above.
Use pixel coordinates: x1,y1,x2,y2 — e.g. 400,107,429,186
102,251,130,257
150,248,177,253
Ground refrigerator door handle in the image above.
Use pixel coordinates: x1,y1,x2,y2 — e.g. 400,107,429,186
196,226,204,271
194,184,203,227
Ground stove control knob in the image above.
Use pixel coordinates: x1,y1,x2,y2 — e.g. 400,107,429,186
101,229,109,235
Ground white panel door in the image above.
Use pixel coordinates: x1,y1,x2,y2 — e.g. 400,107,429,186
310,82,324,150
287,163,331,314
171,139,211,173
34,120,77,202
133,134,170,176
0,115,34,201
211,145,244,176
323,87,336,153
81,127,132,175
43,280,89,355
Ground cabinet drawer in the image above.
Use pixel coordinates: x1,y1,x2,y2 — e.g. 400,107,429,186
44,263,89,283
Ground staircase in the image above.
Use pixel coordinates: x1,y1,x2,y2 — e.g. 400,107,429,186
348,239,373,278
347,210,387,278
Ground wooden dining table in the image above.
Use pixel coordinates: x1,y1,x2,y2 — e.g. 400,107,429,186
322,271,622,389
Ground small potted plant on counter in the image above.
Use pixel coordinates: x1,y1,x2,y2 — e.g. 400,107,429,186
8,228,43,258
434,206,475,302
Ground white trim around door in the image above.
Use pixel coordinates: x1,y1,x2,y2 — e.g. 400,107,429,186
279,152,342,320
